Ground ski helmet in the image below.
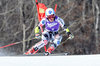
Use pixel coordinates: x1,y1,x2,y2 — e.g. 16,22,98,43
45,8,55,18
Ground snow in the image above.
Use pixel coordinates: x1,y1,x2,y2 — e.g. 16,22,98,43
0,54,100,66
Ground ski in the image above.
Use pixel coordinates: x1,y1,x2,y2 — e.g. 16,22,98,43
23,52,70,56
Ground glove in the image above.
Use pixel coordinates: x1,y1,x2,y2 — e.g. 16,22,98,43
68,33,74,39
35,26,39,34
67,32,74,40
35,26,41,39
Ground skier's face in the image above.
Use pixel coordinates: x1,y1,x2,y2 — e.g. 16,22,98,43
48,17,54,22
47,15,55,22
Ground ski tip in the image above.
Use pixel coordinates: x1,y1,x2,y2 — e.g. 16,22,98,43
24,51,30,55
23,53,27,56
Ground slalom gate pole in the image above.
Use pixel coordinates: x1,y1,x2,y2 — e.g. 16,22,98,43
35,0,47,52
0,43,16,48
0,37,36,49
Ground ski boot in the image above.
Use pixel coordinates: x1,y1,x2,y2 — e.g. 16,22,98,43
25,47,38,55
44,52,50,56
44,46,55,56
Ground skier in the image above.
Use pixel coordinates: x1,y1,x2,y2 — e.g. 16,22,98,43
26,8,74,55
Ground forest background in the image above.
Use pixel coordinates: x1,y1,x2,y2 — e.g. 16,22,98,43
0,0,100,56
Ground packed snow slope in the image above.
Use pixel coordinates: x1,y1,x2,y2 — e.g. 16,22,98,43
0,54,100,66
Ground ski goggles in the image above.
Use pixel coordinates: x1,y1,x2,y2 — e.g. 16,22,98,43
47,14,55,19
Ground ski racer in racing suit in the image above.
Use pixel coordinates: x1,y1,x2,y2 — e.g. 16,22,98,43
26,8,74,55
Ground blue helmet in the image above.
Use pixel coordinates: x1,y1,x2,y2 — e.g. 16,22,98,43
45,8,55,17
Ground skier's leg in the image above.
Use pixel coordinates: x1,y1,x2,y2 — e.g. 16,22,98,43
33,31,49,51
25,31,49,54
25,41,43,55
45,34,62,55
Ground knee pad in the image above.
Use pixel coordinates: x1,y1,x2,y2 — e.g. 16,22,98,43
53,35,62,46
54,40,61,46
42,34,48,40
51,44,57,48
44,34,48,38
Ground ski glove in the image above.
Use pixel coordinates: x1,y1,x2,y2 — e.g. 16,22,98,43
35,26,41,39
67,32,74,40
65,28,74,39
35,26,40,34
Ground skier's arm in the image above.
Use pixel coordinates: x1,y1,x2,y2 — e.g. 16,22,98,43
35,18,46,34
57,17,74,39
57,17,69,32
